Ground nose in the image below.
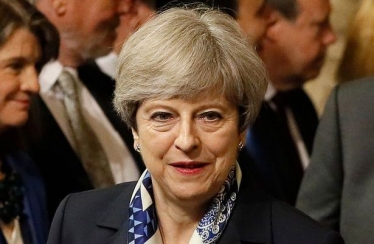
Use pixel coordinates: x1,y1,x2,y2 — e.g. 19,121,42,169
20,66,40,94
174,119,199,152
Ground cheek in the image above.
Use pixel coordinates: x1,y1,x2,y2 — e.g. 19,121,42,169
0,79,28,128
0,105,28,128
207,131,239,162
138,129,174,162
296,41,321,65
0,82,16,105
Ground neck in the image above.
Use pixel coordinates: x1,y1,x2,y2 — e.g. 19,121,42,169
58,43,85,68
156,204,199,244
154,192,208,244
0,220,15,241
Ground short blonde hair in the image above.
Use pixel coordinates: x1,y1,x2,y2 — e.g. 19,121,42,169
114,5,268,132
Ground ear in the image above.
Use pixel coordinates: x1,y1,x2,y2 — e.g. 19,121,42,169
239,129,247,147
132,128,139,147
263,10,284,42
52,0,67,16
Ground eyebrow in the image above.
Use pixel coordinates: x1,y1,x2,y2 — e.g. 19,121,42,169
0,56,27,64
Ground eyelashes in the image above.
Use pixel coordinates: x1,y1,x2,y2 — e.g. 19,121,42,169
150,111,223,123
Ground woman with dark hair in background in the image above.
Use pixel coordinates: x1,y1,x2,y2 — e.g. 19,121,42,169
0,0,59,242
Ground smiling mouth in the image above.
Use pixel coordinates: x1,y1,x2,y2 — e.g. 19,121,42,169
12,99,30,108
170,162,208,169
171,163,207,175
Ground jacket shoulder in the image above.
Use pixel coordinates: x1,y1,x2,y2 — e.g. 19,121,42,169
271,198,344,243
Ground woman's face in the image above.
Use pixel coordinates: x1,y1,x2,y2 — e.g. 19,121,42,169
133,93,245,206
0,28,40,131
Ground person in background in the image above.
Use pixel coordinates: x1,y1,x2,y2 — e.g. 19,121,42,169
24,0,145,221
47,5,344,244
0,0,58,243
156,0,273,46
243,0,337,205
336,0,374,83
156,0,237,17
296,76,374,244
96,0,156,78
237,0,273,46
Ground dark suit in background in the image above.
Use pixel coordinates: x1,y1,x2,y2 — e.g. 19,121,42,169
243,88,318,205
0,151,49,244
46,176,344,244
24,62,145,221
297,77,374,244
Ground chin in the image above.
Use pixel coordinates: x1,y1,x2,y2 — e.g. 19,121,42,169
173,184,216,202
175,191,212,204
6,115,28,128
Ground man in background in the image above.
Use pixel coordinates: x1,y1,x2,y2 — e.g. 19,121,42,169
244,0,336,205
25,0,145,220
96,0,156,78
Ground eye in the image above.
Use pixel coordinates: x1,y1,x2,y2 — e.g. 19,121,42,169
6,60,26,75
198,111,222,121
10,62,23,72
151,112,173,122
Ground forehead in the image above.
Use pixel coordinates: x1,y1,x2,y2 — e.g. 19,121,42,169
0,28,40,62
139,93,236,111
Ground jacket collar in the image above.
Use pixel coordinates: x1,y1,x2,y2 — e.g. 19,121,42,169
95,179,270,244
96,182,135,243
218,176,271,244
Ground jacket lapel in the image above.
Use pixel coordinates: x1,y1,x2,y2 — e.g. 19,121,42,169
219,178,271,244
96,182,136,244
94,180,271,244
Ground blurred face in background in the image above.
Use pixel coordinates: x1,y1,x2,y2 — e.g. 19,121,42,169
113,0,155,54
37,0,122,65
0,28,40,131
259,0,336,90
237,0,272,46
69,0,121,59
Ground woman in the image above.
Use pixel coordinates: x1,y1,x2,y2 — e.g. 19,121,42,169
47,5,344,244
0,0,59,243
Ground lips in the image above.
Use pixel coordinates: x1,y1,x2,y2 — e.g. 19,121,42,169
8,96,29,108
13,98,30,108
170,162,209,174
170,162,208,168
17,99,29,104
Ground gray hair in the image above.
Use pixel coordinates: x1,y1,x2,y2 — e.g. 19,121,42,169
114,5,268,132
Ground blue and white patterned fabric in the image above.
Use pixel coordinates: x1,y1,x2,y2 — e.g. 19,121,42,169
128,171,157,244
128,163,242,244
